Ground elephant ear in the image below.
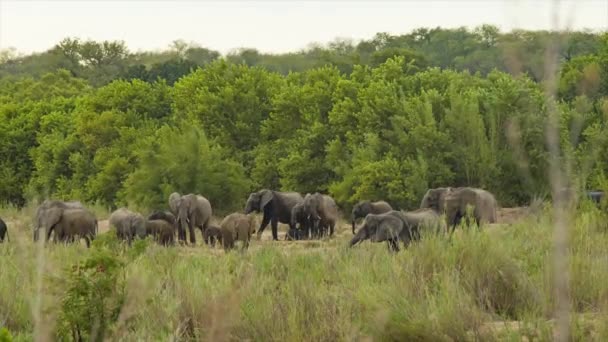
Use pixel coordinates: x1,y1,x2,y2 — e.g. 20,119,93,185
43,207,63,231
373,219,403,243
260,190,274,210
169,192,181,215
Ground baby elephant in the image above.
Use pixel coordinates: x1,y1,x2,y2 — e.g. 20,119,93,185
109,208,146,245
220,213,256,252
0,217,8,242
146,211,176,246
203,224,222,247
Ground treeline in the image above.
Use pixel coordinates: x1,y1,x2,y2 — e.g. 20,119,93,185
1,26,603,85
0,27,607,212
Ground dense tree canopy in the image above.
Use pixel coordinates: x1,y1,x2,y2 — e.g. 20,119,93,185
1,26,607,212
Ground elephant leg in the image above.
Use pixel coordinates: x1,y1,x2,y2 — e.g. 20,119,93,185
188,222,196,245
46,226,54,242
257,215,271,239
388,239,400,252
271,217,279,241
84,236,91,248
329,223,335,237
177,225,186,244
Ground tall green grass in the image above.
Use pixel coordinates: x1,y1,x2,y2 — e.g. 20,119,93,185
1,205,608,340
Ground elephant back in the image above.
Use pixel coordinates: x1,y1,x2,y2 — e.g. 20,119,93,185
278,192,305,212
321,195,339,220
62,208,97,236
472,188,498,223
403,208,444,236
372,201,393,214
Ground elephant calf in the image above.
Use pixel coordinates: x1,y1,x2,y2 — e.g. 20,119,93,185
220,213,256,252
351,200,393,234
289,202,309,240
203,224,222,247
0,217,8,242
145,219,175,246
349,209,442,252
109,208,146,245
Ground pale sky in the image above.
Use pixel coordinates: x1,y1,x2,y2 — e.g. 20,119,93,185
0,0,606,55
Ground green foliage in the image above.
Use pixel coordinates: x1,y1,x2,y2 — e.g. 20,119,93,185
54,246,126,341
0,328,12,342
0,28,607,212
2,207,608,339
121,124,250,213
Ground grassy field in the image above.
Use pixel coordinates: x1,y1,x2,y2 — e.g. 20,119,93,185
1,203,608,341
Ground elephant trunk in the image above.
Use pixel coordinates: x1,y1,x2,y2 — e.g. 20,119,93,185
351,219,356,235
349,227,367,247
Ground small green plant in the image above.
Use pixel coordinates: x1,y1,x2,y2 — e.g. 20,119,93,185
0,328,13,342
54,247,126,341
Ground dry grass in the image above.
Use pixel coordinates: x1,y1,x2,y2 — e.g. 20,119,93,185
1,203,608,341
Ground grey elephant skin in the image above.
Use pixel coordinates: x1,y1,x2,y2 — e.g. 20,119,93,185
420,187,456,212
349,211,415,252
420,187,498,230
109,208,146,245
349,209,443,252
169,192,213,245
351,200,392,234
47,208,97,247
444,187,497,229
303,193,339,237
401,208,446,239
203,224,223,247
34,200,86,242
245,189,303,241
289,202,310,240
145,212,176,246
220,213,256,251
0,217,8,242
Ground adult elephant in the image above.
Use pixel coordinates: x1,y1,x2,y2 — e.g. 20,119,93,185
351,200,392,234
109,208,146,245
303,193,339,237
349,209,443,252
419,187,457,212
244,189,303,241
443,187,498,230
46,208,97,247
34,200,85,242
170,193,212,245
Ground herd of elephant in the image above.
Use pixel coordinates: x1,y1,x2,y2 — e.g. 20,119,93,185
2,187,603,252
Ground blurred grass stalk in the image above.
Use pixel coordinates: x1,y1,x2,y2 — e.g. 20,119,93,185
545,0,571,341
